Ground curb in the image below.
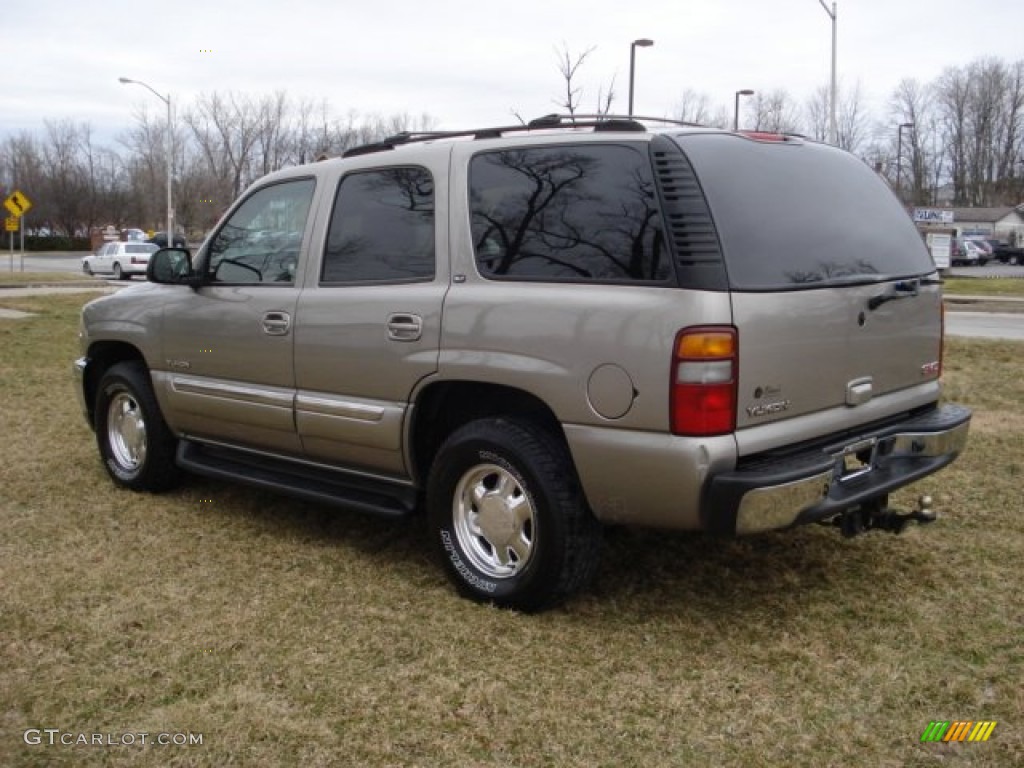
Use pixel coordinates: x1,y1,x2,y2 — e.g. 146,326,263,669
0,281,108,290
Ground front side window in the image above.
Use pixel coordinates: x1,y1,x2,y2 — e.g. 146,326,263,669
321,167,435,283
206,178,315,284
469,143,670,283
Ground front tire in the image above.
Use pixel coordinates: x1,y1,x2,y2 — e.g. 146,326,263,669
427,418,602,611
94,361,180,492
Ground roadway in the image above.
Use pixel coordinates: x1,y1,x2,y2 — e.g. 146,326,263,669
945,312,1024,341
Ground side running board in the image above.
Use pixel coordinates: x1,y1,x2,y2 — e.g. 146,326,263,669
176,440,417,518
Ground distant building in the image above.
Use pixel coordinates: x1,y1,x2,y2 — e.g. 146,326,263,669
948,207,1024,242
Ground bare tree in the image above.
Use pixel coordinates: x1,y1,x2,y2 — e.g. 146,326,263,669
254,91,291,177
935,66,972,205
551,43,616,118
999,59,1024,204
750,90,802,134
993,59,1024,204
674,89,715,125
890,78,941,205
965,59,1005,205
184,92,262,200
40,120,88,236
553,43,595,119
836,82,870,154
806,86,829,142
0,133,47,230
119,105,171,229
805,83,869,152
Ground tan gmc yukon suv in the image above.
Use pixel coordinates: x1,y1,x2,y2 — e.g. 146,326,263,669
74,116,971,611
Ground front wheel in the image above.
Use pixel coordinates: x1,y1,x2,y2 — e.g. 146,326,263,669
427,418,602,611
94,361,180,491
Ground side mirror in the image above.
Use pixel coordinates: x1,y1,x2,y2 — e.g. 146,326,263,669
147,247,200,286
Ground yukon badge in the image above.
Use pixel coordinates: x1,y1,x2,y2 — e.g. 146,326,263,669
746,400,791,418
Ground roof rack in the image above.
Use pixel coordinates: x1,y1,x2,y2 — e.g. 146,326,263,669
341,113,706,158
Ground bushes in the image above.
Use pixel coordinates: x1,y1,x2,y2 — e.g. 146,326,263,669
22,235,91,252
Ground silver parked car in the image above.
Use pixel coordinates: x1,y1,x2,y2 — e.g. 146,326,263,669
74,116,971,610
82,241,159,279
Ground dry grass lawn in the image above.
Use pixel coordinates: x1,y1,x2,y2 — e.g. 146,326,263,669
1,294,1021,767
0,271,95,286
943,277,1024,297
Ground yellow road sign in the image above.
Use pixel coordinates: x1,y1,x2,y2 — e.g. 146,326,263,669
4,189,32,217
5,216,18,232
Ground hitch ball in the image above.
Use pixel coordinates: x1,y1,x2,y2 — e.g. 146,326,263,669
916,494,936,523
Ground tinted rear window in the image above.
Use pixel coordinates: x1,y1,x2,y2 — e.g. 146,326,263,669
673,134,935,290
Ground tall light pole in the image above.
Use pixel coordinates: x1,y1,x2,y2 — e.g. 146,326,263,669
734,89,754,131
119,77,173,247
896,122,915,202
816,0,837,144
628,38,654,116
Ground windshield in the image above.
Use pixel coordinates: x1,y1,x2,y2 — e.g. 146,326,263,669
672,133,935,290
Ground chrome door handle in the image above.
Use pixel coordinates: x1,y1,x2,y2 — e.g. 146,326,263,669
262,311,291,336
387,313,423,341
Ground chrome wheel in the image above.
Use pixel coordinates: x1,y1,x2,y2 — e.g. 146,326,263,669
106,392,147,472
452,463,536,579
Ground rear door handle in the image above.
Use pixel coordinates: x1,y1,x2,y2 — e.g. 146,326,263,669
262,311,291,336
387,313,423,342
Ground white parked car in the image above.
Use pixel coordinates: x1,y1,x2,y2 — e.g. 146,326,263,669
82,242,159,280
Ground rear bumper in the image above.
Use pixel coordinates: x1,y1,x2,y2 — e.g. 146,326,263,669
704,404,971,535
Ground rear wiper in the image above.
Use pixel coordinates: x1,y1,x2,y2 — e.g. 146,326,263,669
867,279,923,311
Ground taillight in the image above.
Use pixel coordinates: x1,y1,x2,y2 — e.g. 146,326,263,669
671,326,738,436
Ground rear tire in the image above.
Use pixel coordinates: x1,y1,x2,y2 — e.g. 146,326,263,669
427,417,602,611
112,262,124,280
94,361,180,492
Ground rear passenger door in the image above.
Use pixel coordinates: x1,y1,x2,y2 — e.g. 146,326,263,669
294,158,449,478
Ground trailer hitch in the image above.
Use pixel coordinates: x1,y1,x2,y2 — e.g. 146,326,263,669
834,495,936,537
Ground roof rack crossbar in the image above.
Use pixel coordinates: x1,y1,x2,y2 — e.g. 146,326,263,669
340,113,706,158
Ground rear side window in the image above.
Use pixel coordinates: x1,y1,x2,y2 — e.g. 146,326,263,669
674,133,935,290
321,167,435,283
469,144,670,283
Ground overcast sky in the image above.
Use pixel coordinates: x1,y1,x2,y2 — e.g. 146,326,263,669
5,0,1023,146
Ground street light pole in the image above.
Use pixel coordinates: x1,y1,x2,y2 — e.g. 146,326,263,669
119,77,173,248
628,39,654,116
816,0,837,144
896,122,915,203
734,89,754,131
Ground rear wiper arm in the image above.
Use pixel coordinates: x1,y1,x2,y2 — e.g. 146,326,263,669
867,280,921,311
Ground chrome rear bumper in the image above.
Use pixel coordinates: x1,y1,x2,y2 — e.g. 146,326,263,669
705,404,971,535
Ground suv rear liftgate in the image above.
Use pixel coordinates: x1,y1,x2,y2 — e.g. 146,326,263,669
666,130,970,538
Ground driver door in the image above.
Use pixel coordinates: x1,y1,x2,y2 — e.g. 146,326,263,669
158,177,316,455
